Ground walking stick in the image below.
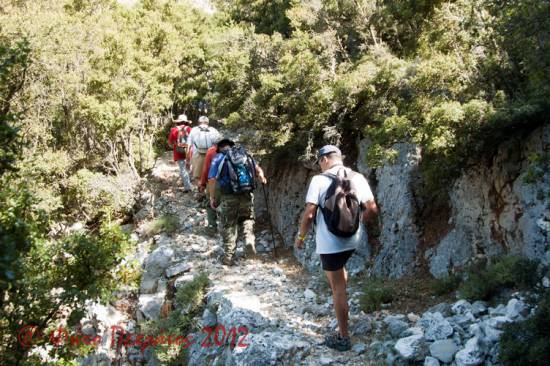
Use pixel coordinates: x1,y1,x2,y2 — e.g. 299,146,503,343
261,183,278,258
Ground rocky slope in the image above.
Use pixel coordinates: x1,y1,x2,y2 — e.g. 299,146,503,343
78,151,549,366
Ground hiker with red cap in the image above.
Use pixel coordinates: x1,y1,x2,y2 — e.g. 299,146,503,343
295,145,379,352
168,114,192,192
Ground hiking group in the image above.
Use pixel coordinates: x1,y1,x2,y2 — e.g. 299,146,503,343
169,116,379,353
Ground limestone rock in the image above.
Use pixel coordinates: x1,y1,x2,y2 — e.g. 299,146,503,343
226,332,310,366
143,246,174,279
215,291,270,332
304,289,317,302
486,316,512,330
429,124,550,276
370,143,422,278
489,304,507,316
478,321,502,343
394,333,427,361
418,312,454,341
201,308,217,328
352,342,367,354
452,300,473,315
455,337,485,366
165,262,191,278
351,317,373,335
138,293,165,321
505,298,529,319
471,301,488,317
429,339,460,364
424,356,441,366
140,276,158,294
384,315,409,339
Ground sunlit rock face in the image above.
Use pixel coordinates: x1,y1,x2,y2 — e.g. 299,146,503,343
263,124,549,279
428,124,550,278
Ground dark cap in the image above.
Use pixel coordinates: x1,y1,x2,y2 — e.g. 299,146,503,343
216,138,235,152
317,145,341,163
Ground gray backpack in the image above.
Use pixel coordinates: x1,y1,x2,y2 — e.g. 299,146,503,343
320,168,361,238
193,126,214,153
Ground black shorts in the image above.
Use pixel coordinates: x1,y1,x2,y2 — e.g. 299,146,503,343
320,249,355,271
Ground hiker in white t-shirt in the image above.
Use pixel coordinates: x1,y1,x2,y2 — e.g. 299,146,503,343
186,116,220,186
295,145,379,352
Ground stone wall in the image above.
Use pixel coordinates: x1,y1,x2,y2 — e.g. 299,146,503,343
262,123,550,279
427,123,550,277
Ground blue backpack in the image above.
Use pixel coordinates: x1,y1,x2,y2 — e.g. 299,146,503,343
216,146,256,194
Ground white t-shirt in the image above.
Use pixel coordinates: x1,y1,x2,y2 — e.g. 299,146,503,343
305,165,374,254
187,124,220,153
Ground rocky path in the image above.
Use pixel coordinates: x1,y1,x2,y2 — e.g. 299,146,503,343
80,153,546,366
133,153,373,365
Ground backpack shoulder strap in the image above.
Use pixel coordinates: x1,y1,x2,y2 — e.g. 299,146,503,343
320,172,337,180
215,154,227,179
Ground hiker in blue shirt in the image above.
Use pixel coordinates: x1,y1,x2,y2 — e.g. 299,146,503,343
208,139,267,266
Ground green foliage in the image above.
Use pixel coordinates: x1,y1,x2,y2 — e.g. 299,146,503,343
0,38,30,176
0,181,48,296
431,274,462,296
0,0,215,222
359,278,395,313
221,0,296,36
142,272,209,365
459,256,542,301
208,0,550,197
524,153,550,185
499,290,550,366
146,214,180,236
0,221,134,363
63,168,136,221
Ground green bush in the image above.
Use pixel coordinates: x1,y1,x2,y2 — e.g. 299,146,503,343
142,272,210,365
360,278,395,313
146,215,180,237
499,290,550,366
64,169,136,221
460,256,541,301
431,274,462,296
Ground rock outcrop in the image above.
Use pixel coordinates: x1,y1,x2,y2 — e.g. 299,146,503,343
427,124,550,277
262,124,549,279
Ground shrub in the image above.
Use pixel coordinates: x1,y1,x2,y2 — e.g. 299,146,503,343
431,274,462,296
460,256,541,301
489,256,541,289
141,272,210,365
64,169,136,221
460,270,499,301
499,290,550,365
146,215,180,237
360,278,395,313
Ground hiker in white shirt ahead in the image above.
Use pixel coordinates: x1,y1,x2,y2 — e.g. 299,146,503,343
296,145,379,352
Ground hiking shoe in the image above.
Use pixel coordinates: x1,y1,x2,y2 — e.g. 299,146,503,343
322,332,351,352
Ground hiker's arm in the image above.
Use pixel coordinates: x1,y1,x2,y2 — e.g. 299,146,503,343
362,200,379,223
185,133,193,163
255,164,267,185
295,203,317,249
208,178,218,209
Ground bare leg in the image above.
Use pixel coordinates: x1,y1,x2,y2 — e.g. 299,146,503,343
325,268,349,337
